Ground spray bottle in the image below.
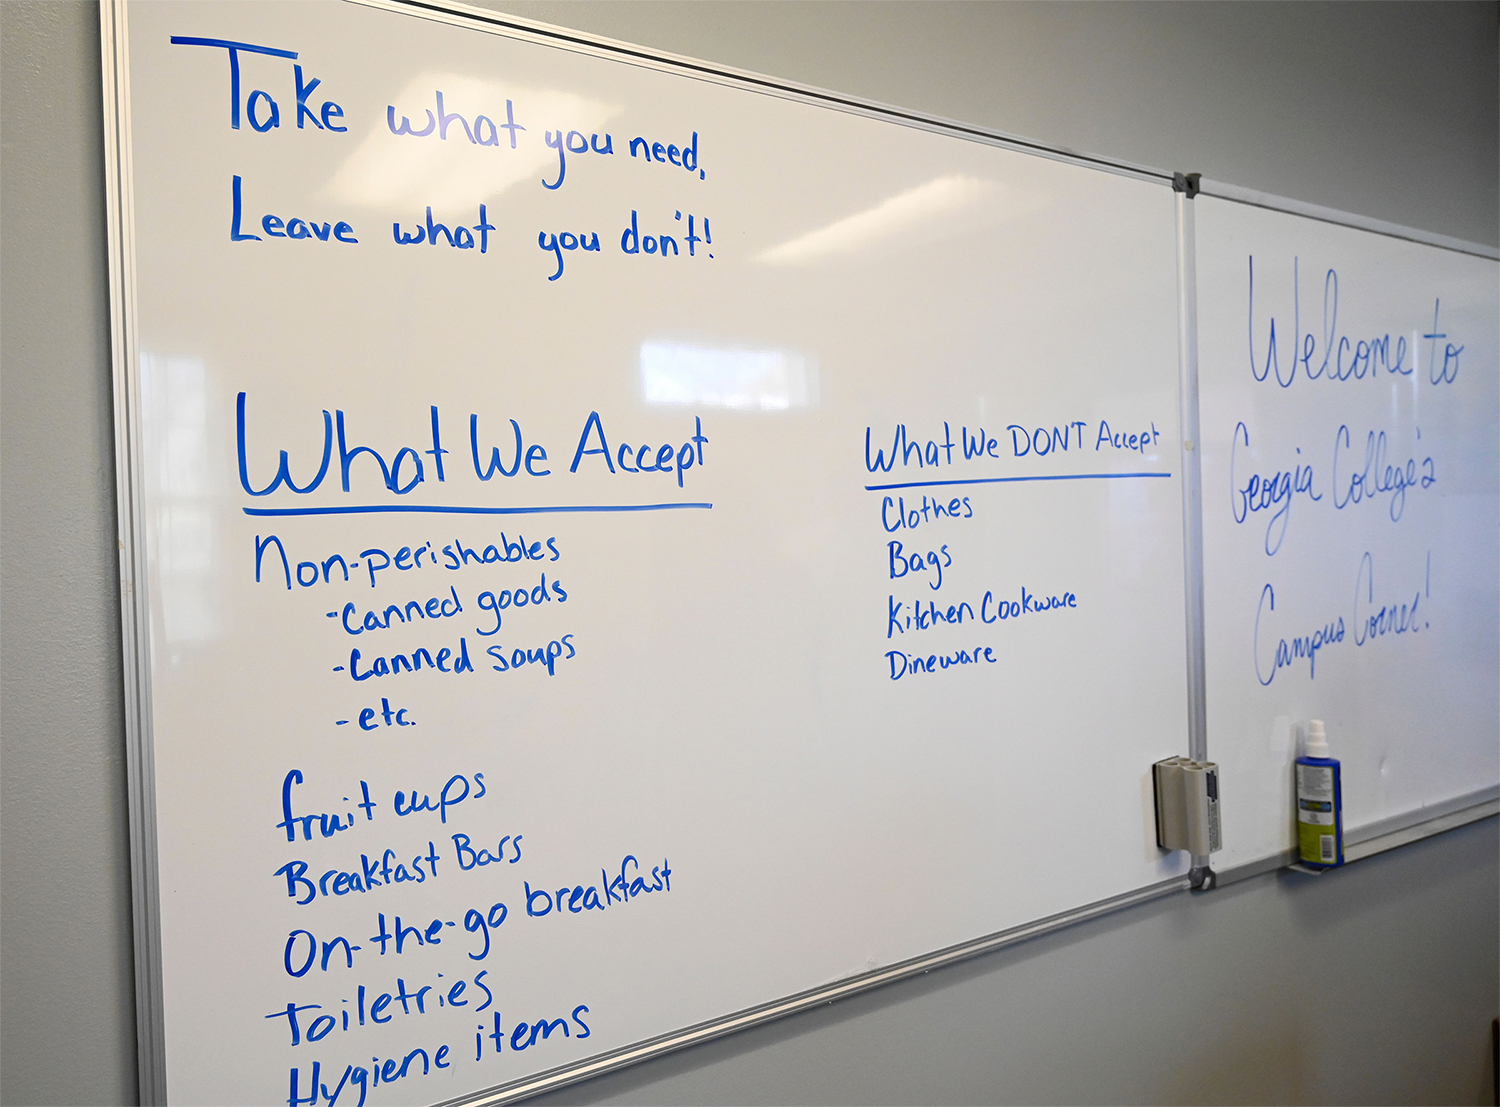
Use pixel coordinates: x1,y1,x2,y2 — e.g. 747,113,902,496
1296,719,1343,867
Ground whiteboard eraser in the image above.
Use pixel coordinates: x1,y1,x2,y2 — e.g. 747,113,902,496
1153,757,1188,850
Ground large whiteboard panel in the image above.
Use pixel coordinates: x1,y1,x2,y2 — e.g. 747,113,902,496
1196,196,1499,872
114,2,1190,1102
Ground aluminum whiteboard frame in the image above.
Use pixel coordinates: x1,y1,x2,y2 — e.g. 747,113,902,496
1174,190,1215,889
99,2,169,1104
370,0,1178,186
1196,178,1500,261
96,2,1498,1104
1218,785,1499,885
439,875,1191,1107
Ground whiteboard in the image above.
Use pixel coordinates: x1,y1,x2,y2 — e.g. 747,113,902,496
108,1,1192,1103
1194,195,1500,873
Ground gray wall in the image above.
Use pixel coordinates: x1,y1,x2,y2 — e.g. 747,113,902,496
2,2,137,1105
1,3,1494,1105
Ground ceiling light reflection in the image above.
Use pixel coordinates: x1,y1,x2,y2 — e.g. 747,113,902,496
756,175,995,266
642,342,817,411
325,75,619,210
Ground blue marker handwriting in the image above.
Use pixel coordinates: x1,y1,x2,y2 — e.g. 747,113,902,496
868,423,958,471
473,1003,592,1063
884,586,1078,676
281,917,497,980
276,770,378,843
538,228,601,280
273,967,590,1071
888,588,1078,638
888,540,951,590
275,975,593,1100
273,842,442,906
1332,425,1436,522
979,586,1077,622
1247,256,1463,387
523,854,672,920
1093,421,1160,455
393,772,487,825
887,595,978,637
352,698,415,731
1230,421,1320,555
1230,421,1437,553
1252,550,1432,684
885,645,997,680
1253,582,1344,685
483,635,577,677
269,966,496,1044
388,91,523,147
237,396,710,497
867,419,1164,474
254,534,559,591
444,536,559,568
333,587,463,634
538,209,714,280
621,209,712,261
169,36,345,132
569,411,708,489
629,131,703,177
276,981,594,1098
881,494,974,531
451,832,523,874
1354,550,1430,646
230,176,356,244
475,576,567,635
542,128,613,188
345,637,474,681
286,1042,454,1107
272,769,487,838
392,204,493,251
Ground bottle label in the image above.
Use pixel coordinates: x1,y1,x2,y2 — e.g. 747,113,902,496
1296,763,1338,864
1296,763,1333,804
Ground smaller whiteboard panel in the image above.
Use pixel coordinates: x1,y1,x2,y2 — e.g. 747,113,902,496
1195,196,1499,871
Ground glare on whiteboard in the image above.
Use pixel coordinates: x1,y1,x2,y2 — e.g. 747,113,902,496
641,342,817,411
141,355,217,651
325,75,618,209
755,175,995,266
